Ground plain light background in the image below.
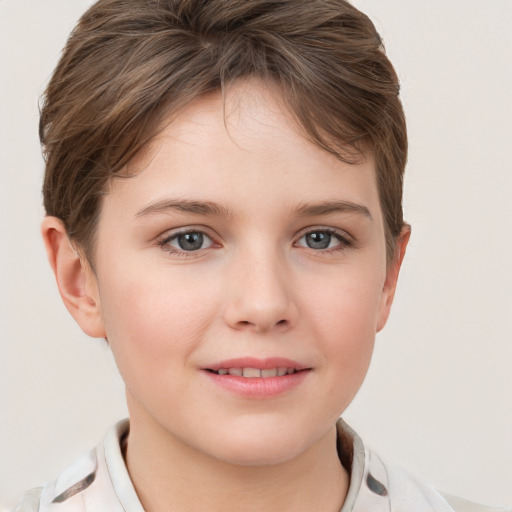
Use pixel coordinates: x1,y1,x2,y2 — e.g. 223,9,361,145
1,0,511,508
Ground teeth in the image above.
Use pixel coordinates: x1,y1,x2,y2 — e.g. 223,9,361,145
215,367,297,378
243,367,261,378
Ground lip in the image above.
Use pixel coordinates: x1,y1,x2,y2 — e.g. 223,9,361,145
204,357,309,372
201,357,311,399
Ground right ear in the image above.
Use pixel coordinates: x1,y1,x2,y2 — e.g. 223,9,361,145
41,216,106,338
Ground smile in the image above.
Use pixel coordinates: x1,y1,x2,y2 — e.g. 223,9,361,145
202,358,311,398
208,367,298,378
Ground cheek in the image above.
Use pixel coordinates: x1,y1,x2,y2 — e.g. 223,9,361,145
300,266,384,391
97,264,220,372
303,263,385,333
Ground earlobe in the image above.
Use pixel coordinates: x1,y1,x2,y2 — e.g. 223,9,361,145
41,216,106,338
376,225,411,332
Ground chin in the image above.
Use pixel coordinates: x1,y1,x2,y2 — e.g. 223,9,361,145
204,420,314,467
215,442,303,467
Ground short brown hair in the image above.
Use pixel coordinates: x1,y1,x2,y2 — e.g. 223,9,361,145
40,0,407,261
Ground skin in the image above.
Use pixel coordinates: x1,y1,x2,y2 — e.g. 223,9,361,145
42,79,409,512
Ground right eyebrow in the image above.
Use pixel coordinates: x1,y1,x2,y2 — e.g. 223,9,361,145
135,198,234,219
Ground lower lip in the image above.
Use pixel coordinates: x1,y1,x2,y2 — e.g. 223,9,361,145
202,370,310,398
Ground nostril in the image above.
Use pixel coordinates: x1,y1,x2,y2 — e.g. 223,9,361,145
235,319,288,329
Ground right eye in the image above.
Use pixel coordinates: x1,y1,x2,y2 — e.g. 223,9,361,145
160,230,215,254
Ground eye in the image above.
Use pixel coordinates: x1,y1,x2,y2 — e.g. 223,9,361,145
296,229,351,251
161,230,215,253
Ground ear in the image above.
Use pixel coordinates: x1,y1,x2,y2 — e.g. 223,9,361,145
376,225,411,332
41,216,106,338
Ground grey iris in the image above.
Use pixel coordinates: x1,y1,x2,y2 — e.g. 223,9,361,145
306,231,331,249
178,232,204,251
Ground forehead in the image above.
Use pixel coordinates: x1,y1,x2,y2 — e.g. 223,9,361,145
107,79,382,222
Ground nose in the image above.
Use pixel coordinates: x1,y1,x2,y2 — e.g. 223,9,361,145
223,249,299,333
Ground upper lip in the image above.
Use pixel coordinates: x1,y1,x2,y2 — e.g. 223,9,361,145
203,357,310,371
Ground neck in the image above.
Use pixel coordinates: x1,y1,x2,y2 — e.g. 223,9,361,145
125,412,349,512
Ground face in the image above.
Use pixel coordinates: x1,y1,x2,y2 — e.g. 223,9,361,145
83,80,403,466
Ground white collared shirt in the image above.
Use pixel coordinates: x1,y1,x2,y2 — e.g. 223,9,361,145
13,419,508,512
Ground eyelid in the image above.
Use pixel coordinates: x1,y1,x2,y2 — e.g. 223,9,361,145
293,226,355,250
295,225,353,241
155,225,355,256
156,225,221,255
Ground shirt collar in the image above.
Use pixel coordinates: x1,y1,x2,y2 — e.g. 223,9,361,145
103,419,145,512
102,417,389,512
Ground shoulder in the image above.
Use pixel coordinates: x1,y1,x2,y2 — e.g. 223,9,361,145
372,451,510,512
11,487,42,512
336,419,510,512
10,446,98,512
441,494,512,512
11,420,134,512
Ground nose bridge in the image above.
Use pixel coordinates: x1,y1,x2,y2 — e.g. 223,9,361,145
224,240,298,332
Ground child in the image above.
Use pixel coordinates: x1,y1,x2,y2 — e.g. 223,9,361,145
11,0,510,511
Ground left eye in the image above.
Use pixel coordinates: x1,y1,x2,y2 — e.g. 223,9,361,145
296,230,345,250
165,231,214,252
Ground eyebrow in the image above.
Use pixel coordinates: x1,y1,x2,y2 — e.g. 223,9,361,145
294,200,373,220
135,199,234,218
135,198,372,220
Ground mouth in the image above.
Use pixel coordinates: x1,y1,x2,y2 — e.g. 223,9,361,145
206,367,302,378
203,357,310,377
201,357,311,398
202,360,311,398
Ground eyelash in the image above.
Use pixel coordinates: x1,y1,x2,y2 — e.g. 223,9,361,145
294,228,354,253
157,228,217,257
157,227,354,257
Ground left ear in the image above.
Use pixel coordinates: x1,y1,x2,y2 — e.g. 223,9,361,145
376,225,411,332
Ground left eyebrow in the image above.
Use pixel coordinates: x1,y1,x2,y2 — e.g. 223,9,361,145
294,200,373,220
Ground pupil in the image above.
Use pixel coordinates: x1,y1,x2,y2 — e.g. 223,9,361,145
178,232,203,251
306,231,331,249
